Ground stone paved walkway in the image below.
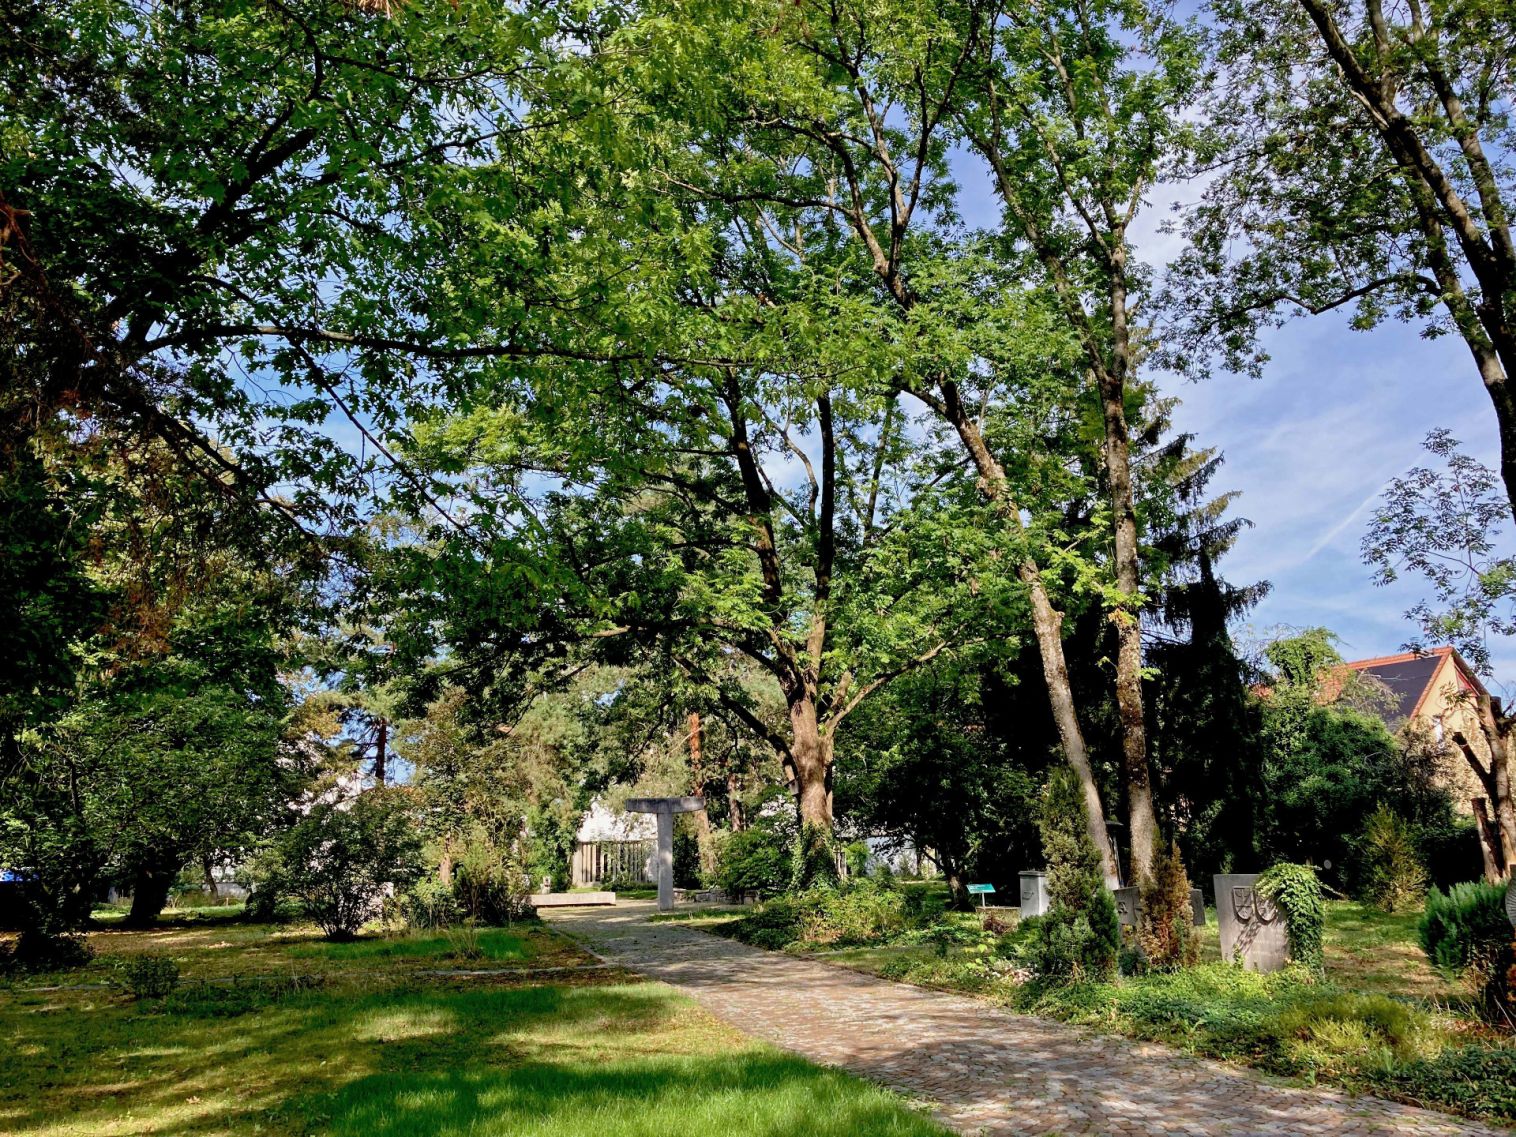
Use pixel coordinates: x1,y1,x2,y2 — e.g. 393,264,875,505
544,902,1508,1137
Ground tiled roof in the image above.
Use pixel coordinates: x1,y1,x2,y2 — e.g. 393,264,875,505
1340,647,1479,723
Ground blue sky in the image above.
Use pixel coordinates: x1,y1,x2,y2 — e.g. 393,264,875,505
1153,309,1507,678
952,151,1514,685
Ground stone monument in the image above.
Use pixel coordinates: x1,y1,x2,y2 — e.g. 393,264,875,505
625,796,705,912
1019,870,1049,918
1214,873,1288,972
1506,877,1516,929
1113,886,1140,929
1190,887,1206,926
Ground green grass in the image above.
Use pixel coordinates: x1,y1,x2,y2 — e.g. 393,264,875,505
0,922,947,1137
286,928,531,964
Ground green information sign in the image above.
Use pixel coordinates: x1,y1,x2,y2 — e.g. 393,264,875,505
967,883,995,894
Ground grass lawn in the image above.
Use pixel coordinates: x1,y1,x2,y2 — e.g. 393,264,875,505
0,920,947,1137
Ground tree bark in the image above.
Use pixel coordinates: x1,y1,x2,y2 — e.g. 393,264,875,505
688,712,718,878
373,716,388,786
1101,249,1158,884
727,768,747,832
124,861,178,927
1473,797,1505,884
789,694,834,831
1469,695,1516,878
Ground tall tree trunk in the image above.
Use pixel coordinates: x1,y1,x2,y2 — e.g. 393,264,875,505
688,712,718,878
124,861,178,927
202,854,218,899
788,695,834,832
1101,251,1158,884
373,717,388,786
727,768,747,832
1473,700,1516,877
1473,798,1505,883
937,381,1121,886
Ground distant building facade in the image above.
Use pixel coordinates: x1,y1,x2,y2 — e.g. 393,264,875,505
1337,646,1494,815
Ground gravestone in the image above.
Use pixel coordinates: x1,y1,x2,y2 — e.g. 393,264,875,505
625,796,705,912
1019,870,1049,918
1506,877,1516,928
1214,873,1288,972
1191,887,1206,926
1113,886,1140,929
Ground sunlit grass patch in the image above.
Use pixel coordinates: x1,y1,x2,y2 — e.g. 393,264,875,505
0,947,947,1137
286,927,531,964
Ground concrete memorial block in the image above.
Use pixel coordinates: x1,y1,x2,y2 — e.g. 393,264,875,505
625,796,706,912
1191,887,1207,927
1214,873,1288,973
1019,871,1048,918
1113,886,1140,929
528,891,616,908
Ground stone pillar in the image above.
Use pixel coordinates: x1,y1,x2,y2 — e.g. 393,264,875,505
656,809,674,912
625,796,705,913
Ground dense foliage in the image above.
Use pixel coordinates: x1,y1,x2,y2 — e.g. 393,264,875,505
260,788,424,941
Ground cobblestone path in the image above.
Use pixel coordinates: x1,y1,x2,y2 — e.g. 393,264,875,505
545,903,1507,1137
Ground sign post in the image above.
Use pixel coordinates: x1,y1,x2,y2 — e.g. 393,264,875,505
967,883,995,909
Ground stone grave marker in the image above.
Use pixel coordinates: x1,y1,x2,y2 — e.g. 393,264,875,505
1507,877,1516,929
625,796,705,912
1214,873,1288,972
1019,871,1049,918
1113,886,1140,929
1190,887,1206,926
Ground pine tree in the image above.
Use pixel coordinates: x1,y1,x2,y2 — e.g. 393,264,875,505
1029,767,1120,982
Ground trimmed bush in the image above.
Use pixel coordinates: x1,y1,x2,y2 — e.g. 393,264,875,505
1419,881,1510,974
1357,807,1428,914
1021,767,1119,983
1138,841,1200,971
1258,862,1325,975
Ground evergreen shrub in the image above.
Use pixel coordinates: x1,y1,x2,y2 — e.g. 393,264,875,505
1021,767,1119,983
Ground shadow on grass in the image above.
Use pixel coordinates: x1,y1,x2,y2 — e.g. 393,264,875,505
1,978,943,1137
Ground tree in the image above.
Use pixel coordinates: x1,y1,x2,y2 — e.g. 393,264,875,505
0,430,321,929
1138,841,1200,970
1168,0,1516,523
1026,765,1121,982
3,0,632,549
551,0,1125,880
1362,429,1516,878
837,655,1043,907
954,0,1204,882
1144,433,1271,874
